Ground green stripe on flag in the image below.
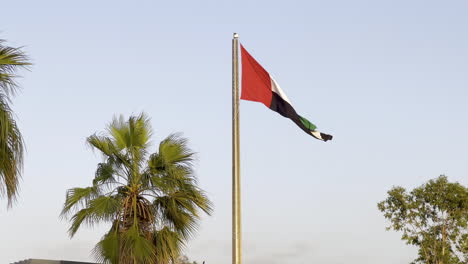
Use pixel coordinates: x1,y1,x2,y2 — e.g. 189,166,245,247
299,116,317,131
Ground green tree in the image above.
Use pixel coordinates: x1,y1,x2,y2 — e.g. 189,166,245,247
0,39,30,206
378,176,467,264
61,113,213,264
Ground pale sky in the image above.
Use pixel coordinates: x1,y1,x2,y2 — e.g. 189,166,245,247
1,1,467,263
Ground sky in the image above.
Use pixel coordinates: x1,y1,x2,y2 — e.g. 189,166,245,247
1,0,467,263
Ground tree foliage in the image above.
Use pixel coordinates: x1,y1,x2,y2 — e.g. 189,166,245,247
378,176,467,264
62,113,213,263
0,39,30,206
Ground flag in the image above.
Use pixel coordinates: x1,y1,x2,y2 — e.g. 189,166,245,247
240,44,333,141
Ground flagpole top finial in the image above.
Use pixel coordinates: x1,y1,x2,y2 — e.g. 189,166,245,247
233,33,239,38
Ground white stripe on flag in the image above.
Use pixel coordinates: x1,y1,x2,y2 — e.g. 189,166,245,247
270,77,292,104
310,130,323,140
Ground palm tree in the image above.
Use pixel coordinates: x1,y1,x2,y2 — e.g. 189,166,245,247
0,39,30,206
62,113,213,264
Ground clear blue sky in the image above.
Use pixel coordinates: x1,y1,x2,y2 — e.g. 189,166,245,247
1,0,467,263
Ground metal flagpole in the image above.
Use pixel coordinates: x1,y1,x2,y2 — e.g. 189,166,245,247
232,32,241,264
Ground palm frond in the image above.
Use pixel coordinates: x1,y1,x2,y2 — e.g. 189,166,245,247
146,133,197,193
93,159,122,187
0,96,23,206
87,134,118,157
127,113,152,149
177,185,213,216
120,225,157,263
67,195,121,237
88,195,121,221
108,113,151,150
61,186,100,217
0,39,29,207
87,134,131,172
153,194,199,240
67,208,94,237
158,133,195,169
0,39,31,96
92,229,120,264
152,227,185,263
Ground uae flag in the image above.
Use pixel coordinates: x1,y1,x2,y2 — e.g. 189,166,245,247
240,44,333,141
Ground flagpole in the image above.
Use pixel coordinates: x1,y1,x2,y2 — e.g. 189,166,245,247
232,32,242,264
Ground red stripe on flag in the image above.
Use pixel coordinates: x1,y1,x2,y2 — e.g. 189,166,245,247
240,44,273,107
